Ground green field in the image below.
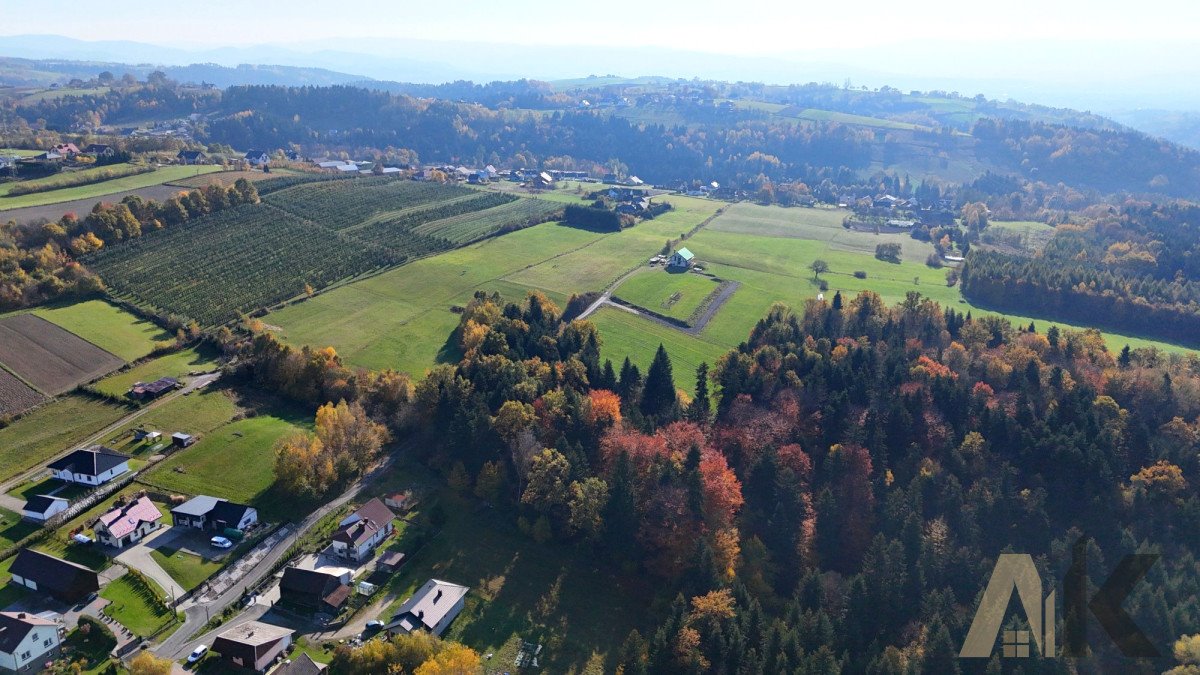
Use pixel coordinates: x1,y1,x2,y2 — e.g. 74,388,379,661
144,407,308,520
88,345,219,398
612,267,724,322
100,574,176,636
0,395,130,483
0,148,42,157
0,165,220,210
0,506,39,550
32,299,171,361
150,547,222,591
589,307,728,391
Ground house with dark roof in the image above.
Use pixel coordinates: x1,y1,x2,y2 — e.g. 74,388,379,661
271,652,326,674
331,498,395,562
385,579,469,637
244,150,270,166
171,495,258,532
83,144,115,157
47,446,130,486
127,377,179,401
177,149,208,165
93,496,163,548
212,620,294,672
21,494,68,522
8,549,99,604
0,611,61,671
279,568,350,613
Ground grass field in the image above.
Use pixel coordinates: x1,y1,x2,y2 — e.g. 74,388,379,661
0,148,42,157
0,165,220,210
88,345,219,398
0,506,39,550
100,573,176,636
104,388,239,457
0,395,129,483
612,267,724,322
144,406,308,520
150,547,221,591
32,299,171,362
590,307,728,390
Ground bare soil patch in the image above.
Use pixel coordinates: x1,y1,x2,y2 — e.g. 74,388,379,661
0,314,124,394
0,368,45,418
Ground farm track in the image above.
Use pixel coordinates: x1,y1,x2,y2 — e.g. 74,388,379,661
604,278,740,337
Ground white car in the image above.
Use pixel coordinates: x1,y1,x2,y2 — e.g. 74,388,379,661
210,536,233,549
187,645,208,663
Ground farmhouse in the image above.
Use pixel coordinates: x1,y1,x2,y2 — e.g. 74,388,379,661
279,568,350,613
244,150,270,166
127,376,179,400
171,495,258,532
0,612,61,672
8,549,100,604
385,579,469,637
51,143,80,157
667,248,696,269
47,446,130,486
177,150,208,165
211,620,294,672
21,494,68,522
83,144,115,157
331,498,395,562
93,496,163,548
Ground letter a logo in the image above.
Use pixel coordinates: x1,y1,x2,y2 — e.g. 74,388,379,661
960,554,1056,658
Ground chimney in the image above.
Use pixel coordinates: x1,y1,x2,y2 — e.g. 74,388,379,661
17,613,25,619
434,589,443,603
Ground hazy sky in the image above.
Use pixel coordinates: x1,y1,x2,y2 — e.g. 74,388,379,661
6,0,1200,52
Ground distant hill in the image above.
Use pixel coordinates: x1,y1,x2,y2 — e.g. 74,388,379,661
1107,109,1200,151
0,56,369,88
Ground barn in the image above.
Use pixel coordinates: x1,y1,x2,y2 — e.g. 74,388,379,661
667,248,695,269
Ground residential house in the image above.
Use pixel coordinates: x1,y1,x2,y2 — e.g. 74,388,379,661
34,151,63,162
8,550,99,604
127,377,179,401
51,143,80,157
284,150,301,161
467,171,488,184
177,150,208,165
21,495,68,523
93,496,163,548
530,172,555,189
331,498,395,562
83,144,115,158
385,579,469,637
171,495,258,532
0,612,61,672
270,653,325,674
172,432,196,448
279,568,350,613
334,163,359,173
212,621,294,672
47,446,130,486
667,248,696,269
244,150,270,167
380,166,402,174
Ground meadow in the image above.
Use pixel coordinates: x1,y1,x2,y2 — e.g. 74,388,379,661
612,267,724,323
88,345,219,398
0,165,220,210
32,299,172,362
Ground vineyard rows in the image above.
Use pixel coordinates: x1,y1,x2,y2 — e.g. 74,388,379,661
265,176,473,229
355,191,517,249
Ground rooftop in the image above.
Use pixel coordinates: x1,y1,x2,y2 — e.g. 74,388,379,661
217,620,294,647
98,496,162,539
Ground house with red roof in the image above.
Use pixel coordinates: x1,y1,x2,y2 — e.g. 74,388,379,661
94,496,163,548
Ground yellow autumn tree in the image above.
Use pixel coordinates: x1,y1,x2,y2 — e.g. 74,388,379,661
414,643,481,675
129,651,174,675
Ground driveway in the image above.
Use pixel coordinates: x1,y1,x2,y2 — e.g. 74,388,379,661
113,527,187,600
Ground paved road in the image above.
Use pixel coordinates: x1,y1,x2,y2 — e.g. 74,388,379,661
155,455,396,659
0,372,221,512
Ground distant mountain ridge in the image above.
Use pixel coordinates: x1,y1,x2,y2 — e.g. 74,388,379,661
0,55,369,88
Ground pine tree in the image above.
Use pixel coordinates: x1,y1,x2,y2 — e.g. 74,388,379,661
617,357,641,405
640,343,677,421
600,359,618,391
832,290,843,311
1118,344,1132,368
688,362,711,422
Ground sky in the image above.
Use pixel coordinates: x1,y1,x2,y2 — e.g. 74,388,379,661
5,0,1200,53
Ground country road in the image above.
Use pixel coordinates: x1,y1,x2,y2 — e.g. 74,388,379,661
155,454,396,659
0,372,221,512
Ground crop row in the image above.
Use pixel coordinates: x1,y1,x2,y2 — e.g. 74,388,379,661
412,198,564,244
253,172,355,195
85,204,399,325
354,191,517,249
265,176,473,229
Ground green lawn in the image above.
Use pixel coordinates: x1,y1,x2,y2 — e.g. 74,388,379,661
0,558,29,610
6,476,90,502
612,267,725,323
589,306,728,394
0,148,42,157
377,491,648,674
0,395,130,483
0,165,221,210
143,407,309,521
88,345,219,398
150,547,222,591
32,299,171,362
100,574,176,636
0,506,39,550
101,388,239,457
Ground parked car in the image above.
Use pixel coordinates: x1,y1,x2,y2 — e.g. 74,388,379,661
187,645,208,663
365,620,384,631
210,536,233,549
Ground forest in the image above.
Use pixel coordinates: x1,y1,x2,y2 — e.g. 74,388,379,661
225,287,1200,673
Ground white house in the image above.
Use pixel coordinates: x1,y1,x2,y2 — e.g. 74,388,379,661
667,247,696,269
244,150,270,166
0,611,61,672
21,495,68,522
46,446,130,486
331,498,395,561
385,579,469,637
93,496,163,548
